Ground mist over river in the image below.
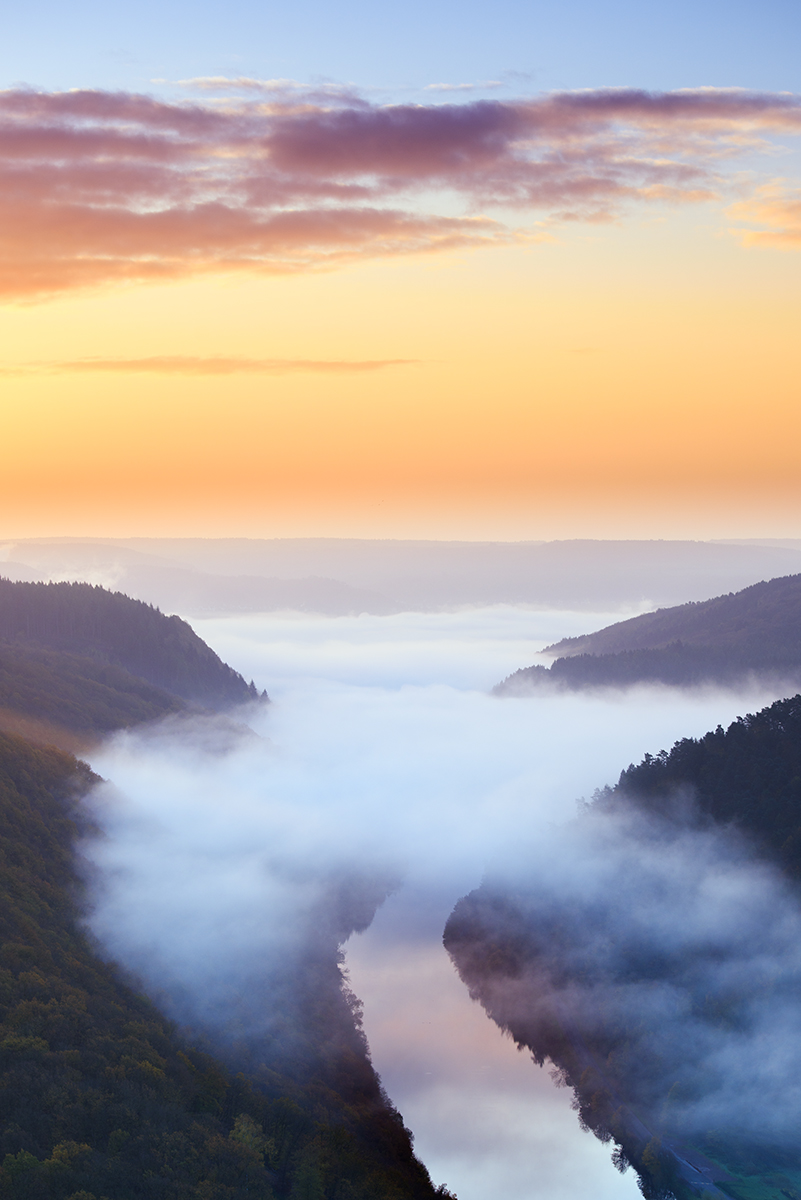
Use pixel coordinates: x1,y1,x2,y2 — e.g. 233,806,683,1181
83,606,790,1200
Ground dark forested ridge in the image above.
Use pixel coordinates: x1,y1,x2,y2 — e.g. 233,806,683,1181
0,578,260,711
0,730,447,1200
0,578,449,1197
495,573,801,693
612,692,801,878
0,643,184,748
547,573,801,659
445,694,801,1200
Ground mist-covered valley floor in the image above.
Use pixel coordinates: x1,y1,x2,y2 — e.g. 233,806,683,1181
78,606,795,1200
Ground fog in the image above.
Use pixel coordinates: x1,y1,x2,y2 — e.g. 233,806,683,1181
451,799,801,1146
188,604,651,690
80,606,793,1199
9,536,801,614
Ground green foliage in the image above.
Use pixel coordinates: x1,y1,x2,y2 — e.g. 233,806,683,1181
0,579,260,709
549,574,801,661
614,693,801,877
497,572,801,692
0,730,442,1200
0,643,183,736
447,693,801,1200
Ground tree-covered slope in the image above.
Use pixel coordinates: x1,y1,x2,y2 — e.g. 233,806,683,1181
611,693,801,877
445,695,801,1200
0,642,184,745
0,578,260,710
0,730,446,1200
547,574,801,659
496,574,801,693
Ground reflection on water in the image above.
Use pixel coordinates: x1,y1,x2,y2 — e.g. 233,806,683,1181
182,607,789,1200
347,900,642,1200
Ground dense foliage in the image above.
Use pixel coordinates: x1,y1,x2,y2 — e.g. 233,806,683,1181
613,693,801,877
446,694,801,1200
0,579,260,710
496,573,801,693
0,730,444,1200
547,573,801,659
0,643,183,740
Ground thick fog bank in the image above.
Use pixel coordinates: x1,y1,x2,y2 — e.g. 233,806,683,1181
447,800,801,1154
190,604,651,691
79,608,795,1200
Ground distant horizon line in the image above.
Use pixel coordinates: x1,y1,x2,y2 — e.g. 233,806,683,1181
3,535,801,548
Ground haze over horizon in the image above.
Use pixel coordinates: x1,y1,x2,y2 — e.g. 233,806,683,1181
3,1,801,1197
2,0,800,543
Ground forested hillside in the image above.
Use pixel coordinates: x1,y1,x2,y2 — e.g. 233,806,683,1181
0,580,450,1199
611,693,801,877
0,643,184,748
0,579,260,710
547,574,801,659
0,730,446,1200
445,694,801,1200
496,573,801,693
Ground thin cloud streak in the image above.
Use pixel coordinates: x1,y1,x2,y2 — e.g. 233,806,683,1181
1,85,801,300
0,355,418,376
424,82,504,92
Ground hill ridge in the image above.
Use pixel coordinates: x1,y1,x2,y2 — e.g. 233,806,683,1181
495,572,801,693
0,577,261,711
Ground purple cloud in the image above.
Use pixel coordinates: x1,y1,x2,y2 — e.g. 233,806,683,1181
1,85,799,299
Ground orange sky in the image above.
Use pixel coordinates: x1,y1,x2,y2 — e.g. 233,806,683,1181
2,87,800,540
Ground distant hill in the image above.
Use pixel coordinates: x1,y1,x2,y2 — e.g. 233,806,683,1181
0,558,398,617
7,537,801,613
546,573,801,659
0,578,260,711
101,567,398,618
0,730,446,1200
445,694,801,1200
495,573,801,693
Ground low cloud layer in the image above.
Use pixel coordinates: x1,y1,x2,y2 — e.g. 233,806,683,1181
3,84,801,299
76,608,800,1196
448,800,801,1150
74,609,786,1142
83,682,771,1032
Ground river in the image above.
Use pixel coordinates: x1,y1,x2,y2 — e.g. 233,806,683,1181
169,605,783,1200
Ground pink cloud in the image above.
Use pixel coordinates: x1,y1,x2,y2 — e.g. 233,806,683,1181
728,184,801,247
1,85,800,300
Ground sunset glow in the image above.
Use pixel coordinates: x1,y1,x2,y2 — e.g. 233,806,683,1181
2,9,801,539
5,8,801,1199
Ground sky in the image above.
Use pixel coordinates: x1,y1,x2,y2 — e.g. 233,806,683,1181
2,0,801,539
81,606,789,1199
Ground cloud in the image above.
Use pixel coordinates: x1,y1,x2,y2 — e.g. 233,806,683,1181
79,606,782,1057
178,76,306,93
78,607,793,1190
728,182,801,246
175,76,368,106
447,798,801,1151
2,84,800,300
1,355,417,376
423,82,504,93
